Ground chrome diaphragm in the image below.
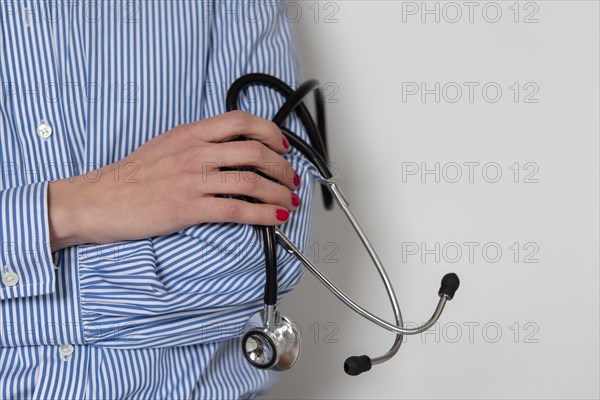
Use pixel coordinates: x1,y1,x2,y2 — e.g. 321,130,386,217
242,309,300,371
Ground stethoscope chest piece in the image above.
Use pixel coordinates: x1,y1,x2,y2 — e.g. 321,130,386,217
242,308,300,371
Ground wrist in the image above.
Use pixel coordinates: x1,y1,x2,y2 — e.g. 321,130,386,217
47,177,93,251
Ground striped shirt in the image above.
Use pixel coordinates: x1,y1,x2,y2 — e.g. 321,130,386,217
0,1,315,398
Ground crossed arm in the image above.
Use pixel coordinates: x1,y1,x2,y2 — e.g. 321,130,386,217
48,111,302,251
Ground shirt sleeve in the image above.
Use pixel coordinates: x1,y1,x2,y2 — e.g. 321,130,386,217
76,1,315,349
0,182,56,300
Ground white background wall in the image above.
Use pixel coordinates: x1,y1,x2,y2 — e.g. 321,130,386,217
266,1,599,399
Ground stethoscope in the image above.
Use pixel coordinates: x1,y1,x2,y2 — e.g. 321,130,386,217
226,74,461,376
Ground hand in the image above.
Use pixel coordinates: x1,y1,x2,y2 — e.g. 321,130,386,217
48,111,301,251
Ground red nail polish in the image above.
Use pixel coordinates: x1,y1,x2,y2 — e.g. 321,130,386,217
292,193,300,207
282,136,290,149
276,209,289,222
294,173,300,187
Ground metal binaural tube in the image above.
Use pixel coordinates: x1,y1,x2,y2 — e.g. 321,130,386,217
323,181,404,363
275,228,451,336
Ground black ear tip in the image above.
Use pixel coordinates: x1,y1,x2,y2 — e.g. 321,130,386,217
439,273,460,300
344,355,372,376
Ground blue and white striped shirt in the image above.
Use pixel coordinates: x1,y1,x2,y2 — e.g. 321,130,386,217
0,1,315,398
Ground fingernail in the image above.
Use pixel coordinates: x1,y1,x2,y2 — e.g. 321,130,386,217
282,136,290,150
292,193,300,207
294,173,301,187
276,209,289,222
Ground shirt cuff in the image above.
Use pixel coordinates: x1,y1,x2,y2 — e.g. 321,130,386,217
0,182,56,300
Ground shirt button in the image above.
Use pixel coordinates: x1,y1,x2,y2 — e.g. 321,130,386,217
59,344,74,357
2,272,19,287
37,121,53,139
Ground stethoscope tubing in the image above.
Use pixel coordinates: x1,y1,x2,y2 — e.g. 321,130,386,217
225,73,459,369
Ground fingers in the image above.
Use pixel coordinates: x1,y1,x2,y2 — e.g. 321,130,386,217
200,141,300,191
194,111,289,154
203,172,300,211
197,197,292,226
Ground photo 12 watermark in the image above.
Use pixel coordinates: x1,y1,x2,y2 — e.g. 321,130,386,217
401,241,540,264
401,162,540,184
401,82,540,104
401,1,540,24
0,1,141,26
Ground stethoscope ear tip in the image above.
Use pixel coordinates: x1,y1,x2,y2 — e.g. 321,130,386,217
343,355,372,376
439,273,460,300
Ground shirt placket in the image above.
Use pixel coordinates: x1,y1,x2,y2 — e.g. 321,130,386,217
17,0,79,184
